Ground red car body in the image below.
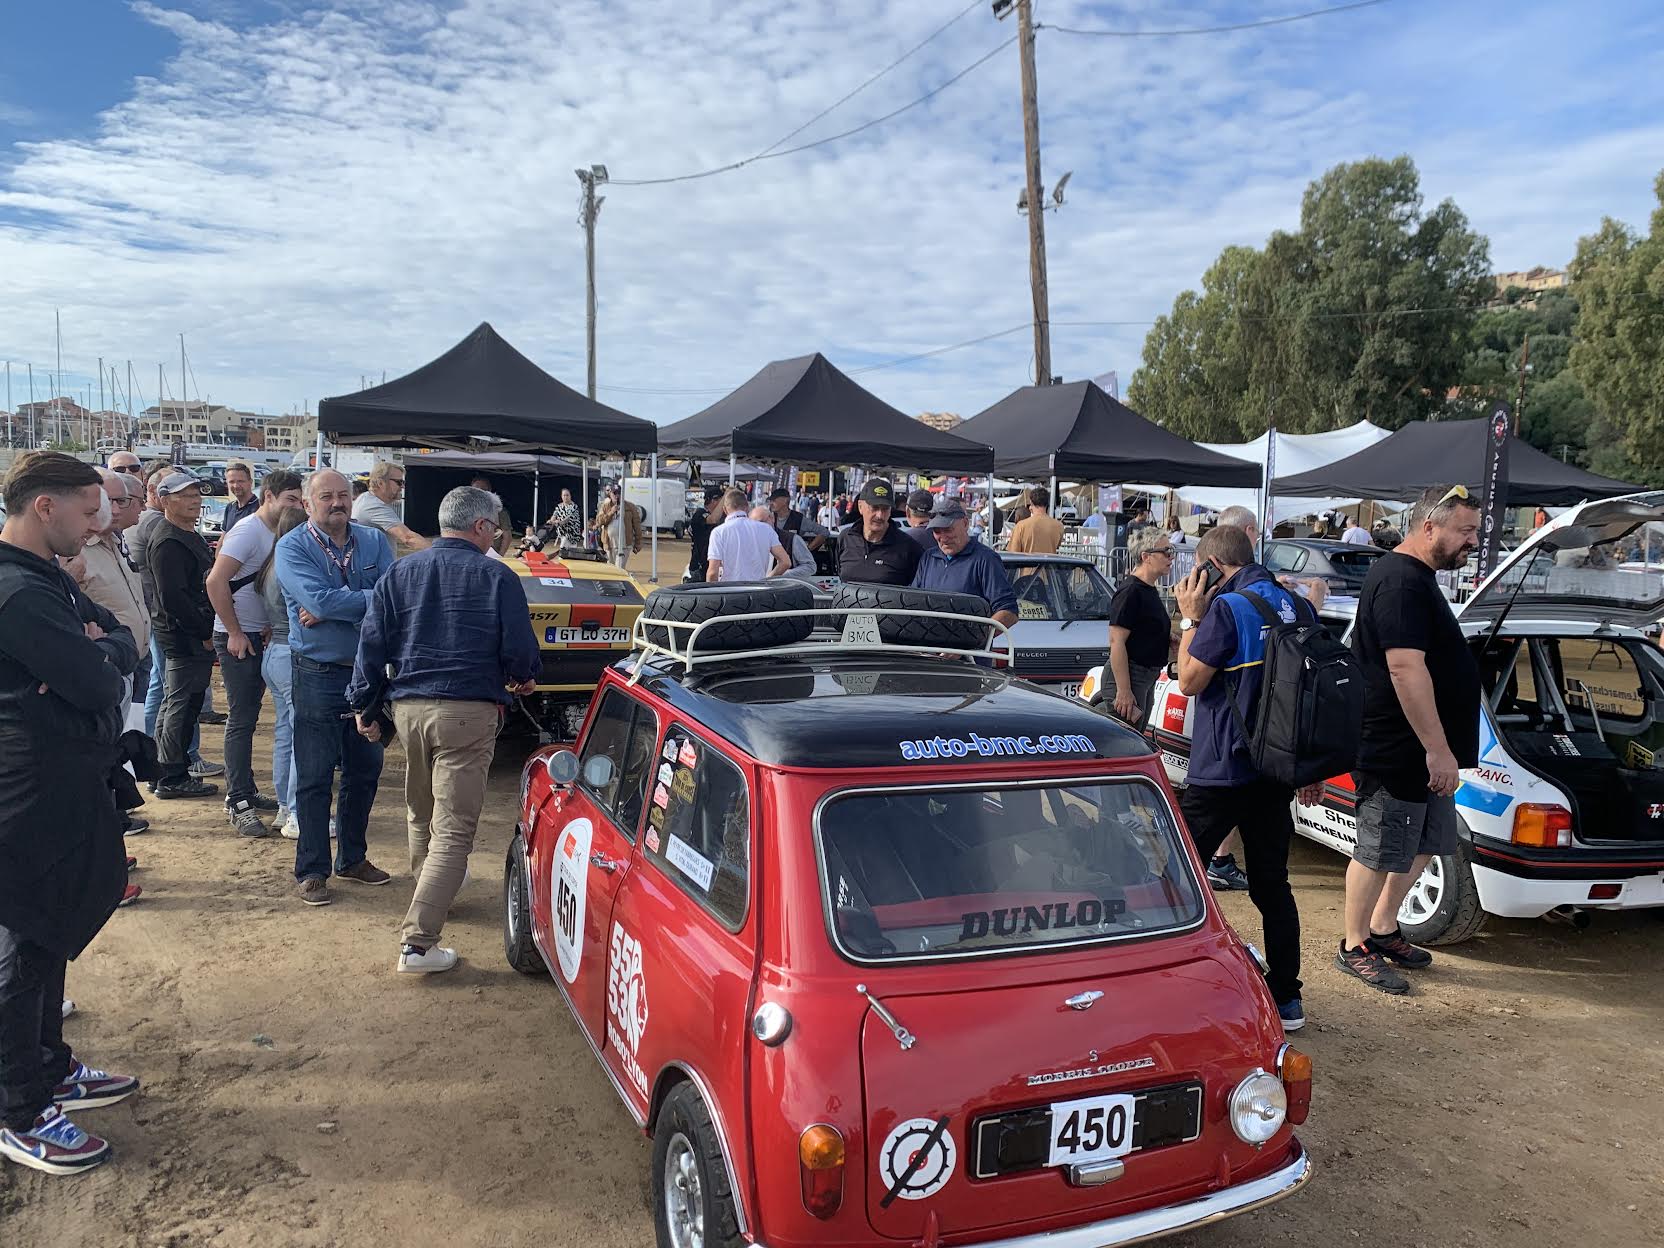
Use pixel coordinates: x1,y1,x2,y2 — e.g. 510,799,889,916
508,653,1311,1247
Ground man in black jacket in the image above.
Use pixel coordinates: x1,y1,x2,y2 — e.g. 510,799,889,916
147,471,219,799
0,452,141,1176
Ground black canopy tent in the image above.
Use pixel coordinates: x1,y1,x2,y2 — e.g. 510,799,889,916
318,322,666,576
657,353,995,474
317,322,656,457
1272,418,1640,506
954,381,1263,488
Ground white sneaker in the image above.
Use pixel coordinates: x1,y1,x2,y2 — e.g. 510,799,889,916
397,945,458,974
279,811,300,840
61,999,76,1020
329,817,338,840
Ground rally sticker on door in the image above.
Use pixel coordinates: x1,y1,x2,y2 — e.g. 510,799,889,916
551,818,592,984
878,1116,956,1204
606,921,650,1097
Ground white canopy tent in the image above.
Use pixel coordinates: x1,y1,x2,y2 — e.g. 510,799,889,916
1145,421,1396,527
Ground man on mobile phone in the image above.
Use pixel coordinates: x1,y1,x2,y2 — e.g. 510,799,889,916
1173,524,1321,1034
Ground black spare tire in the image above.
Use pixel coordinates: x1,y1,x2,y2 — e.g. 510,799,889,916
829,583,992,650
640,580,814,653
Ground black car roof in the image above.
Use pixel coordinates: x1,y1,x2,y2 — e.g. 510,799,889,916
1275,538,1380,553
623,654,1151,769
998,552,1097,567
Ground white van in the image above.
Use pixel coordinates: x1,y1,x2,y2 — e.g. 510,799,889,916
624,477,690,538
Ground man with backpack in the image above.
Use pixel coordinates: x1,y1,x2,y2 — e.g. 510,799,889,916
1174,524,1347,1033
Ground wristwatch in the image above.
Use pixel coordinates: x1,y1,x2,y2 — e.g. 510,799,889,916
1179,617,1196,632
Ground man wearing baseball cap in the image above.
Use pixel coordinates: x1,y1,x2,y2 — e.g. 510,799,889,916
685,485,726,582
146,472,220,799
901,488,936,549
910,496,1018,628
836,478,921,586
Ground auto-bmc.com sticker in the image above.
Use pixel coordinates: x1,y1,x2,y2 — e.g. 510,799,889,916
878,1116,956,1204
551,818,593,984
607,921,650,1097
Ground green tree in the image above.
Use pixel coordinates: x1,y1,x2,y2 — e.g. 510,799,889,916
1128,156,1491,437
1569,171,1664,481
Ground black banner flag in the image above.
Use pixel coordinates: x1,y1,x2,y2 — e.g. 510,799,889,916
1476,403,1511,581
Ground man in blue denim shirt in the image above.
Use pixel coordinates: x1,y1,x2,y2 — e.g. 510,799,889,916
273,469,395,907
347,487,539,974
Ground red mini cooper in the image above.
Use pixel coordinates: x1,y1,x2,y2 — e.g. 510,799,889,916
504,586,1312,1248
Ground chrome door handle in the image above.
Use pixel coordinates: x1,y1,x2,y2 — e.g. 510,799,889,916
590,853,619,873
1065,990,1104,1010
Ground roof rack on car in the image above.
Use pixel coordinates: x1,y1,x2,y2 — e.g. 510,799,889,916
628,607,1015,680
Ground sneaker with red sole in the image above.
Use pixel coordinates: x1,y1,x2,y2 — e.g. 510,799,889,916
0,1106,110,1175
117,884,141,907
53,1061,140,1110
125,856,138,872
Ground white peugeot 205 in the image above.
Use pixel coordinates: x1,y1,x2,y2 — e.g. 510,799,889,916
1078,494,1664,945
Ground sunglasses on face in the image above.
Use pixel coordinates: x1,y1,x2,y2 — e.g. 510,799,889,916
111,464,141,474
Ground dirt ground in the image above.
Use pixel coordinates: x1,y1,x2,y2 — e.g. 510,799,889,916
3,659,1662,1245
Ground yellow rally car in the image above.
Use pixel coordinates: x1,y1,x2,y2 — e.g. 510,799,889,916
503,548,646,740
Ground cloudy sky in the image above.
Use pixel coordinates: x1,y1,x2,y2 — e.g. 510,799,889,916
2,0,1662,427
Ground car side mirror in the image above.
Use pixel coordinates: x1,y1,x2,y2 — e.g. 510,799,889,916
545,749,580,786
581,754,615,789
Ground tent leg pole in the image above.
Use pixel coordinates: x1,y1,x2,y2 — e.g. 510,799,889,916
581,460,589,550
650,454,659,584
532,472,540,535
729,453,735,486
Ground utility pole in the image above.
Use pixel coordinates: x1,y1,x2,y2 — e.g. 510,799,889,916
998,0,1052,385
1514,334,1530,435
576,164,608,399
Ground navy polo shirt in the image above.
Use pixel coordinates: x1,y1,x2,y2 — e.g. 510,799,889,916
910,537,1018,617
1186,564,1307,788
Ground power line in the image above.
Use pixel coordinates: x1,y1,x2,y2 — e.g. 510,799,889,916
757,0,984,158
610,31,1016,187
1041,0,1393,39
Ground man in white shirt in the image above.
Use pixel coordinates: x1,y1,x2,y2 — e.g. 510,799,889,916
352,462,429,557
708,489,788,583
206,469,304,837
1340,515,1374,546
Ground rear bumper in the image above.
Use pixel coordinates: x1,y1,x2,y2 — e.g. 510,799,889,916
750,1144,1311,1248
1473,863,1664,917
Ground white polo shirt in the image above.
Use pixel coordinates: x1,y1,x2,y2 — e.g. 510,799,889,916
708,513,781,582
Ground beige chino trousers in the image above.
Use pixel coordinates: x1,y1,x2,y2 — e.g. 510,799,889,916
393,698,500,949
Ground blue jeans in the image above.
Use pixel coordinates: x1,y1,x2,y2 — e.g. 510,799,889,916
146,633,200,762
261,641,296,811
291,655,383,883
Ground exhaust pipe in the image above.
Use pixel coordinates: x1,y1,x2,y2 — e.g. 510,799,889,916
1543,905,1591,930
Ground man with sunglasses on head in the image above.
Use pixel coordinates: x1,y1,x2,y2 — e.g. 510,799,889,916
1337,484,1480,996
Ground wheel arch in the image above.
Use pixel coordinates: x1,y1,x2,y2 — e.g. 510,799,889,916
649,1060,753,1239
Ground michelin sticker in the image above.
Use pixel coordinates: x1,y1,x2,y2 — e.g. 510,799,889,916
606,921,650,1097
898,733,1096,761
551,818,593,984
878,1117,956,1204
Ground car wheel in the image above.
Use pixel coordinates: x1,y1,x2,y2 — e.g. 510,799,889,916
502,833,545,975
829,583,993,649
641,580,814,652
1398,849,1487,947
653,1084,744,1248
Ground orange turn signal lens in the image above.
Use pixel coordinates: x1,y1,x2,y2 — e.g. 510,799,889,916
799,1125,846,1219
1280,1049,1312,1083
799,1125,845,1170
1511,803,1572,849
1279,1045,1313,1126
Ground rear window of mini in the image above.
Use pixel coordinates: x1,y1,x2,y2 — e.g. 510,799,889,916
815,777,1205,962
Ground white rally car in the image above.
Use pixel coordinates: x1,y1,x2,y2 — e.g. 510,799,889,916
1079,494,1664,945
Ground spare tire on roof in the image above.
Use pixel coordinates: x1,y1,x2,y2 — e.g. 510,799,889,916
641,580,814,653
828,583,993,650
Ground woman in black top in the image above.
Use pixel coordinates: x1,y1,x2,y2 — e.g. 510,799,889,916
1107,527,1175,725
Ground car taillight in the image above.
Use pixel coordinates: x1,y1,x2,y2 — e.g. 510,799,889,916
1588,883,1622,900
1278,1044,1312,1126
1511,803,1572,849
799,1125,845,1219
